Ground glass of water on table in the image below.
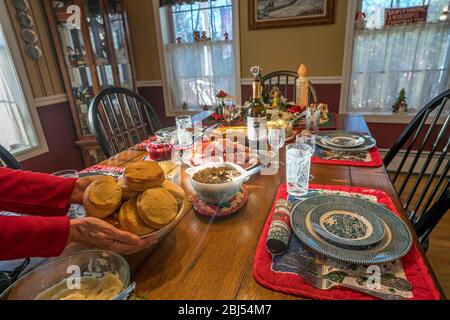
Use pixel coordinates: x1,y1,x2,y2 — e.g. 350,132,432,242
286,143,313,197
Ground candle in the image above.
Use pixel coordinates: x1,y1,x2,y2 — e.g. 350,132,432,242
296,64,310,107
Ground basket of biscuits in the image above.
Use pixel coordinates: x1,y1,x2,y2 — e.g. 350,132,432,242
83,161,186,240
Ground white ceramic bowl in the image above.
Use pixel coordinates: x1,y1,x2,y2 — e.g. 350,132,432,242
186,162,249,204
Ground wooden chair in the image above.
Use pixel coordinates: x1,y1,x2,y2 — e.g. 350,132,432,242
384,89,450,247
260,70,319,104
88,87,163,158
0,145,23,170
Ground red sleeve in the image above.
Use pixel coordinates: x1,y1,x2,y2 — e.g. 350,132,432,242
0,168,76,216
0,216,69,260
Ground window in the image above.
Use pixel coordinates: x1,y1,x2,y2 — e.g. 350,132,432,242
346,0,450,114
0,10,39,156
155,0,240,115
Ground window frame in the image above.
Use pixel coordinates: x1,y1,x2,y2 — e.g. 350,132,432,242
0,0,48,162
152,0,242,117
340,0,450,123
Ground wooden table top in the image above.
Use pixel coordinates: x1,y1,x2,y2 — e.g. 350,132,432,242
97,114,445,300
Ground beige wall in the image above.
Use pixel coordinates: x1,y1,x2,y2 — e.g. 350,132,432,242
126,0,348,81
239,0,348,77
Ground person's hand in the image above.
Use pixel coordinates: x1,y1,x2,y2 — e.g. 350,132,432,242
68,217,158,255
69,176,109,205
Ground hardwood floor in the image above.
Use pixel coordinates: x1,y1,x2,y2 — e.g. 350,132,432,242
389,172,450,298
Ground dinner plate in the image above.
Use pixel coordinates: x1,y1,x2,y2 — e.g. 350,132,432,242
322,133,366,148
316,132,376,152
291,195,412,265
180,148,258,170
310,202,385,250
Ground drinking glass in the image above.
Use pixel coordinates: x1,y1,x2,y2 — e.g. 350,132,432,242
223,101,235,127
268,128,286,150
286,143,312,197
175,115,193,148
296,130,316,180
268,128,286,169
305,105,321,134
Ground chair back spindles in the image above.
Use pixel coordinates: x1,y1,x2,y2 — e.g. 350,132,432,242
260,70,319,105
89,87,163,158
384,89,450,245
0,145,23,170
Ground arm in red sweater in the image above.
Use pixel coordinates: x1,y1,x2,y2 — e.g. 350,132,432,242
0,167,76,216
0,216,70,260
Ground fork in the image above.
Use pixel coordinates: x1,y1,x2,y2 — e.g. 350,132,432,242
297,261,406,300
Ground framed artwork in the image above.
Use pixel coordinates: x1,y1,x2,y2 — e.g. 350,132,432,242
249,0,335,30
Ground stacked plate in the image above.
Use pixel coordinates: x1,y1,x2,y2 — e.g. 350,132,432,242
291,195,413,265
316,132,376,152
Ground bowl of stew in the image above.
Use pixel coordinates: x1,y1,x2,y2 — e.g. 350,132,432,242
186,162,248,204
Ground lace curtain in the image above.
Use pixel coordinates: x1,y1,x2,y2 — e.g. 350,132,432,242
165,41,236,111
349,21,450,112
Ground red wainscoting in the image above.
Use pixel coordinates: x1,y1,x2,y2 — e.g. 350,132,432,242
21,102,85,173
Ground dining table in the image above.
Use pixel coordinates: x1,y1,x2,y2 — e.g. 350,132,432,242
95,114,446,300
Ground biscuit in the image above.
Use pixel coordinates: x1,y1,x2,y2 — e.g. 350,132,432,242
83,176,122,219
119,199,155,236
123,161,165,192
162,180,185,206
137,188,178,229
118,177,139,200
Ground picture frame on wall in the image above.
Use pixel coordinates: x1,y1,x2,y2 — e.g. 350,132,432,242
249,0,335,30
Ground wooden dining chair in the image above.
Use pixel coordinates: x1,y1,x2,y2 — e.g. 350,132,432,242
0,145,23,170
384,89,450,248
88,87,163,158
260,70,319,104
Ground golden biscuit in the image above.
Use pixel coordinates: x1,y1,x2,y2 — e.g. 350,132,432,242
118,177,139,200
137,188,178,229
162,180,185,205
123,161,165,192
119,199,155,236
83,176,122,219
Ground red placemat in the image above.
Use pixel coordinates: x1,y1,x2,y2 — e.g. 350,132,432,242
312,147,383,168
253,183,442,300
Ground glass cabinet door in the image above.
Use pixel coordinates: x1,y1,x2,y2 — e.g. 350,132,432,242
53,0,95,136
106,0,134,89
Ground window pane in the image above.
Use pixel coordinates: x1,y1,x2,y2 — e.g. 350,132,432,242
161,0,235,111
349,0,450,113
0,19,37,153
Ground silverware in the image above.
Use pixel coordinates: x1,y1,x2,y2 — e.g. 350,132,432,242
296,259,406,300
114,282,136,300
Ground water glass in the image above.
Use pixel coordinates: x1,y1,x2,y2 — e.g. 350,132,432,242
223,101,236,126
296,130,316,155
175,115,193,147
268,128,286,150
305,105,321,134
286,143,313,197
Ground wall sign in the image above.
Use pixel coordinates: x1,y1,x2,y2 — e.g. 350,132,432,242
385,5,429,26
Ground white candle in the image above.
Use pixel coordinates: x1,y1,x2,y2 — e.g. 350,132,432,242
296,64,309,107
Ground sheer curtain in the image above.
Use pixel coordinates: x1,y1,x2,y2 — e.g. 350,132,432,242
350,22,450,112
0,46,30,150
165,41,236,110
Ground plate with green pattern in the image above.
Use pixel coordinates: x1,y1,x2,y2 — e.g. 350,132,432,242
316,131,376,152
291,195,412,265
310,203,385,250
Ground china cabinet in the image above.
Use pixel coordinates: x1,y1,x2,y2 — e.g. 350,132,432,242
43,0,136,166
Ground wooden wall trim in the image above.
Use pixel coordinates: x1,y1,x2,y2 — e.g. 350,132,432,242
34,94,69,108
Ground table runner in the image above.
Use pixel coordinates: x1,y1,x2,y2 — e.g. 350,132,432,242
253,183,442,300
312,147,383,168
